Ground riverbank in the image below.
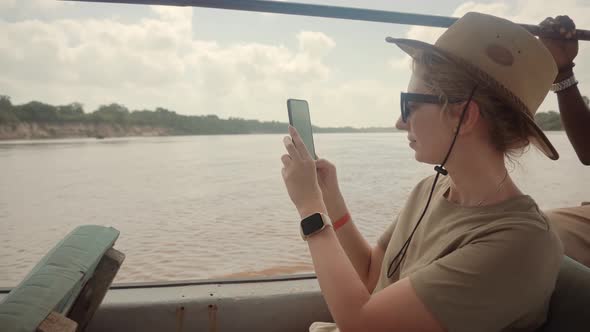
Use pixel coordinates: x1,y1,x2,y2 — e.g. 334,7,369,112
0,123,400,140
0,123,175,140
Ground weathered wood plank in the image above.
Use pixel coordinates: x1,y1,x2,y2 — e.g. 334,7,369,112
67,248,125,332
37,312,77,332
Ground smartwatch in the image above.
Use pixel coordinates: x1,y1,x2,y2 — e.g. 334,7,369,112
300,213,331,240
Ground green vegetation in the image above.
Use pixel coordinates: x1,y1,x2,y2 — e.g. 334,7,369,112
534,95,589,131
534,111,562,131
0,95,394,135
2,94,588,136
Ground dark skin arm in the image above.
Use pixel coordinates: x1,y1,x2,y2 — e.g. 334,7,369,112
556,85,590,165
540,16,590,165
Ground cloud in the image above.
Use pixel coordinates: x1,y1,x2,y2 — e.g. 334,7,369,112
388,51,414,71
297,30,336,58
310,79,397,127
1,0,589,128
385,2,512,70
150,5,192,22
0,0,68,16
0,3,338,124
0,0,17,10
452,1,512,18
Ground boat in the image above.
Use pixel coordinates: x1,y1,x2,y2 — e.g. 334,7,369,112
1,1,589,331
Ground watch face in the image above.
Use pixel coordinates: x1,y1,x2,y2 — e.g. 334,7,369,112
301,213,325,236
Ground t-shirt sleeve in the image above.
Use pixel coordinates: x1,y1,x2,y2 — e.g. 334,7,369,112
377,215,399,250
409,224,562,332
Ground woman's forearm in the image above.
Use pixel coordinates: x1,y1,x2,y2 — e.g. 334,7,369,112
324,194,373,287
556,84,590,165
307,225,371,332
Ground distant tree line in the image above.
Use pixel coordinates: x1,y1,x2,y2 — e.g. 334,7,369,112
0,95,394,135
534,95,589,131
1,94,588,134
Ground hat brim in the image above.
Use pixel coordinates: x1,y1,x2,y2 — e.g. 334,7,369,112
386,37,559,160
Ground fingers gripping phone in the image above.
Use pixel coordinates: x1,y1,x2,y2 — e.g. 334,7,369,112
287,99,317,160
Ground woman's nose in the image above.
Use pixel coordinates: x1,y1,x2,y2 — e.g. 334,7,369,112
395,116,408,131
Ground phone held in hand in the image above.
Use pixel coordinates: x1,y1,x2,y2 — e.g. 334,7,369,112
287,98,317,160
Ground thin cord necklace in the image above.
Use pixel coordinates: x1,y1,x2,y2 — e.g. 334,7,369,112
475,169,509,207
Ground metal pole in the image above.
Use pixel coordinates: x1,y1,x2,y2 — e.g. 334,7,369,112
65,0,590,41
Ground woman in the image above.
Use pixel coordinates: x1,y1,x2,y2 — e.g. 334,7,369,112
281,12,563,332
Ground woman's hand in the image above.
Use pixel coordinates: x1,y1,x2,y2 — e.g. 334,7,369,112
539,15,579,74
316,158,348,218
281,126,326,218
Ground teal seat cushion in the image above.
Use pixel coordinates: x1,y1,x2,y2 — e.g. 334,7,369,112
0,225,119,332
538,256,590,332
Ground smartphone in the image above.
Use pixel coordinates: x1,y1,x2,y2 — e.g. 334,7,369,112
287,98,317,160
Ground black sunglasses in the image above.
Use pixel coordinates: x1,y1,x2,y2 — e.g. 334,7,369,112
400,92,463,123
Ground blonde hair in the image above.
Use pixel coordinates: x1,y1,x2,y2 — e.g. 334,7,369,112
413,53,531,160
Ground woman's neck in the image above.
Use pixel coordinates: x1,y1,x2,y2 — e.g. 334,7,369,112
443,148,522,207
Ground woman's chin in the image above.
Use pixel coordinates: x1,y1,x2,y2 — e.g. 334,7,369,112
411,144,437,164
413,151,425,163
413,151,438,165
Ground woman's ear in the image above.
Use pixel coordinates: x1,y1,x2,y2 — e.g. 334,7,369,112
449,100,481,135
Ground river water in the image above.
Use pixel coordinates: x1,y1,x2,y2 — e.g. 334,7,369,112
0,132,587,286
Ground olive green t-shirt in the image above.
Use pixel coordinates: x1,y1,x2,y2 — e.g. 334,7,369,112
310,175,563,332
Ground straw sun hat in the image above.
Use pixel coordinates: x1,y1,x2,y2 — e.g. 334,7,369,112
387,12,559,160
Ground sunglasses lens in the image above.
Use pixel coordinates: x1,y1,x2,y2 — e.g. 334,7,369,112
400,94,407,122
402,106,407,122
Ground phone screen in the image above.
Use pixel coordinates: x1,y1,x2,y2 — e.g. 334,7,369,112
287,99,317,160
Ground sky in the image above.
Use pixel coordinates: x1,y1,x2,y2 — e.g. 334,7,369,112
1,0,589,128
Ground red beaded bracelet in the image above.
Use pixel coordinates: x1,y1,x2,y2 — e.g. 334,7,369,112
333,212,351,230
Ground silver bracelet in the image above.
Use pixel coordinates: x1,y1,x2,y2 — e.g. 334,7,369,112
551,74,578,92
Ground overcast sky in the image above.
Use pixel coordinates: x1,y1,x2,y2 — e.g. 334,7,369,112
1,0,589,127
